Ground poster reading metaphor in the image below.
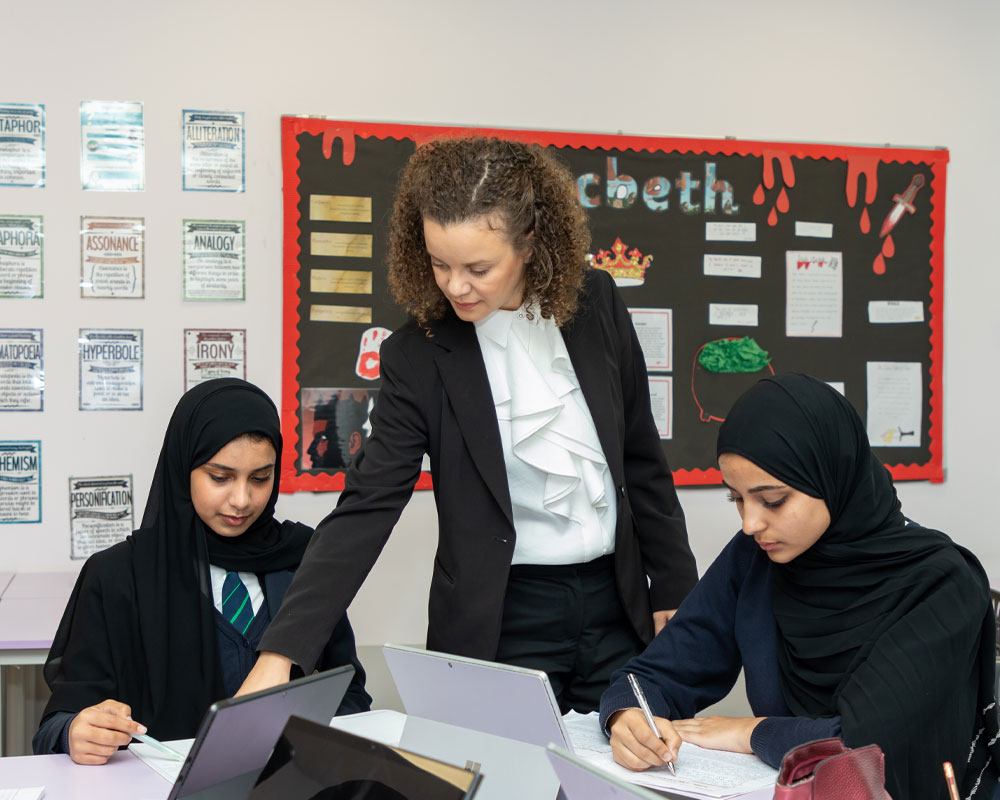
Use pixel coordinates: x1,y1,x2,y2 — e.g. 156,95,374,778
182,110,245,192
0,215,43,298
0,329,43,411
183,220,246,300
0,441,40,523
184,329,246,389
80,216,144,298
79,328,143,410
80,100,144,191
69,475,133,559
0,103,44,187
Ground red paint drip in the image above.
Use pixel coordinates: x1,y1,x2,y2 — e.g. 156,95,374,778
846,156,880,208
753,184,766,205
761,151,795,190
776,187,789,213
882,234,895,258
321,131,356,165
859,207,871,234
768,207,778,227
873,253,886,274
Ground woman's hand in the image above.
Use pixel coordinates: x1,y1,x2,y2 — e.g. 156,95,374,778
68,699,144,765
235,651,293,697
671,715,765,754
652,609,677,635
608,708,681,772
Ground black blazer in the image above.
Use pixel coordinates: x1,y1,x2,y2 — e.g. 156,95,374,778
262,269,698,671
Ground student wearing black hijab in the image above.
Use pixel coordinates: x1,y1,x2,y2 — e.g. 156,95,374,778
601,373,1000,800
34,379,370,764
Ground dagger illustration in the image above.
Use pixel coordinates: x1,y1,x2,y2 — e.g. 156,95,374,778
880,174,925,238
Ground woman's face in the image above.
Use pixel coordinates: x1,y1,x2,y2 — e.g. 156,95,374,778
718,453,831,563
190,435,276,537
424,216,530,323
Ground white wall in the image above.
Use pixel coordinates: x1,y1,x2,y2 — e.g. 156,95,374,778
3,0,999,652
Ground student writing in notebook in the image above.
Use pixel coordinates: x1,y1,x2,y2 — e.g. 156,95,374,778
34,379,370,764
601,374,1000,800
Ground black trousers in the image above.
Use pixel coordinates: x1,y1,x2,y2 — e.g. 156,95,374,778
494,554,644,714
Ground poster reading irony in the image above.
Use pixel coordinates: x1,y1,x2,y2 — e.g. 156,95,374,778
0,441,40,523
0,215,43,298
182,110,245,192
80,100,144,191
0,103,44,187
0,328,43,411
69,474,133,559
184,328,246,390
79,328,143,410
183,219,245,300
80,216,144,298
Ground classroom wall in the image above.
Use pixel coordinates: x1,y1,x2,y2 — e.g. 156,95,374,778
3,0,999,653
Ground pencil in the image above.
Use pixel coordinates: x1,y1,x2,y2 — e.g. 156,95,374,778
942,761,960,800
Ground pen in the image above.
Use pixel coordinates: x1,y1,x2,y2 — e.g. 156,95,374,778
942,762,960,800
626,672,676,776
133,732,186,761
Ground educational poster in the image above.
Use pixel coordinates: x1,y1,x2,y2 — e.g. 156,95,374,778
80,216,144,298
0,328,43,410
80,100,144,191
300,388,377,472
0,441,40,523
183,219,246,300
184,328,246,390
280,119,946,490
79,328,143,410
69,475,134,559
182,110,245,192
0,103,44,187
0,215,43,298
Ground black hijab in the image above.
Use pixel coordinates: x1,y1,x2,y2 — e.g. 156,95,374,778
718,374,999,800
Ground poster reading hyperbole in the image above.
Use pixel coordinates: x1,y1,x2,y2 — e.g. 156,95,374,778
0,441,40,523
182,110,245,192
183,219,245,300
0,328,43,411
184,329,246,389
0,103,44,187
80,216,144,298
69,475,133,559
79,328,143,410
80,100,144,191
0,215,43,298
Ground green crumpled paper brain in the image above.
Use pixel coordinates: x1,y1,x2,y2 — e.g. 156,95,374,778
698,337,770,373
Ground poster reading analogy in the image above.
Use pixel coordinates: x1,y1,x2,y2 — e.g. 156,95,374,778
182,110,245,192
0,103,44,187
80,216,144,298
69,474,133,559
0,329,43,411
184,329,246,389
0,441,40,523
79,328,143,410
183,219,245,300
0,215,43,298
80,100,144,191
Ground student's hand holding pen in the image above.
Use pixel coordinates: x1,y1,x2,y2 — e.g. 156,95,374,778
68,698,146,765
607,708,681,772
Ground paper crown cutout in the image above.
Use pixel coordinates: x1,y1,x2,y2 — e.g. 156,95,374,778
586,237,652,287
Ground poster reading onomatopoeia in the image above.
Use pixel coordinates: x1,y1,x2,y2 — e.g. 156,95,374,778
0,328,43,411
69,474,133,559
80,216,144,298
79,328,143,410
0,103,44,187
80,100,144,191
183,219,245,300
182,110,245,192
184,329,246,390
0,215,43,298
0,441,40,523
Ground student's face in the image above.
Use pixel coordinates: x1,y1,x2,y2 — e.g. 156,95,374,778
718,453,831,564
190,436,276,538
424,216,530,323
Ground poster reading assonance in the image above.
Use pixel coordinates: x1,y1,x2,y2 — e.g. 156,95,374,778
80,216,144,298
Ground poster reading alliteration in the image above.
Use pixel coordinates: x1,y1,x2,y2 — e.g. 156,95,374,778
79,328,143,410
0,103,44,187
182,110,245,192
0,215,43,298
0,328,43,411
0,441,40,523
80,216,144,298
80,100,144,191
69,474,133,559
184,328,246,390
183,219,246,300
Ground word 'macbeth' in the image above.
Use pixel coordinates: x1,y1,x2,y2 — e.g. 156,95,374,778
577,158,740,215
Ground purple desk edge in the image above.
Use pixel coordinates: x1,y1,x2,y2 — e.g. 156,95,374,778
0,750,172,799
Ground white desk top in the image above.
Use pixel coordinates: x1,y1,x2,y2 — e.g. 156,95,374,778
0,749,171,800
3,571,77,601
0,596,65,650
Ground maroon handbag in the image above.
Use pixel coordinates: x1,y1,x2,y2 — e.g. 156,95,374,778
774,738,892,800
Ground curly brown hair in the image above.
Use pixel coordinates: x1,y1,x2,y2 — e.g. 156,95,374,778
387,137,591,327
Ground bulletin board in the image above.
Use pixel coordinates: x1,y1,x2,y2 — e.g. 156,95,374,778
280,117,946,492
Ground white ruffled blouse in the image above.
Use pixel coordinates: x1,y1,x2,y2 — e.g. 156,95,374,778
474,306,617,565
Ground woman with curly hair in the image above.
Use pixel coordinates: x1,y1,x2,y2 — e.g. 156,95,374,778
240,137,698,712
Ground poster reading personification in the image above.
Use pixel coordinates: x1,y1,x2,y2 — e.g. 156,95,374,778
79,328,143,410
0,103,44,187
0,441,40,523
80,216,144,298
69,474,133,559
182,110,245,192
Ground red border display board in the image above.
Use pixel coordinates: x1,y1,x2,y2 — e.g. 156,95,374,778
281,117,946,493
